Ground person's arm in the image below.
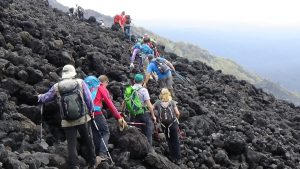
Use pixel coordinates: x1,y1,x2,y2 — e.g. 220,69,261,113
143,73,151,87
38,86,56,103
145,100,156,123
173,101,180,119
165,60,175,71
82,81,94,113
131,48,140,64
102,88,122,119
143,64,153,87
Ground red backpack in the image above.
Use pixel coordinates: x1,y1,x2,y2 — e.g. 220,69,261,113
114,15,121,24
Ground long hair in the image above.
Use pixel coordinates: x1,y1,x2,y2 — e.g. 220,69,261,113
159,88,172,102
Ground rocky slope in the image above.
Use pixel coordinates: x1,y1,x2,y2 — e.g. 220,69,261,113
1,0,300,169
49,0,300,105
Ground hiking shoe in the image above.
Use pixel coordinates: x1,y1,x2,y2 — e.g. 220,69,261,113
99,154,109,161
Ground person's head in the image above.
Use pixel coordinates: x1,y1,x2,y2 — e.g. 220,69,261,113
134,73,144,84
159,88,172,102
99,75,109,87
147,54,154,61
121,11,125,16
61,64,76,79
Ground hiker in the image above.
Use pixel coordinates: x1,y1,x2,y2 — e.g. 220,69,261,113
37,65,99,169
124,14,132,41
75,5,84,20
85,75,127,159
122,74,156,145
143,56,176,97
142,34,159,57
153,88,181,164
111,11,125,32
130,43,154,73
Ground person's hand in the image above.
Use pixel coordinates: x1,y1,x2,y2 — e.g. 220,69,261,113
90,112,95,119
142,83,147,88
37,94,42,103
130,63,134,69
118,117,128,131
152,115,157,123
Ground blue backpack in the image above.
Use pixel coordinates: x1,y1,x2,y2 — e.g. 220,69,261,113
141,44,153,55
84,76,101,112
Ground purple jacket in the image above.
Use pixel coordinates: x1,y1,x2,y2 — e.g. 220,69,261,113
38,79,94,112
130,48,140,63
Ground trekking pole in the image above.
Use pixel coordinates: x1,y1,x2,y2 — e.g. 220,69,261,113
126,122,146,126
91,120,114,165
40,104,44,143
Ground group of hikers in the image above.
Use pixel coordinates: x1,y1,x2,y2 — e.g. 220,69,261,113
111,11,132,41
38,63,181,168
68,4,85,20
37,12,182,169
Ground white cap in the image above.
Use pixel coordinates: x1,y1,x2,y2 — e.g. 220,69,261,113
61,65,76,79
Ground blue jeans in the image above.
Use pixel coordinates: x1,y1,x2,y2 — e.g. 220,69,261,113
131,112,154,145
91,114,110,156
124,25,131,41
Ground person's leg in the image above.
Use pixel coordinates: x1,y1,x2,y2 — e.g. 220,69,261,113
78,122,96,167
166,122,181,160
64,126,80,168
143,57,149,74
96,114,110,157
158,78,167,89
140,112,154,145
91,117,101,155
166,76,175,97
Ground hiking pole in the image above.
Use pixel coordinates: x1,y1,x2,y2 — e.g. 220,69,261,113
91,119,114,165
40,104,44,143
126,122,146,126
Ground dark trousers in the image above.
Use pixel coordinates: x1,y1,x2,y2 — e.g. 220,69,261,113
158,75,174,97
162,121,181,160
124,25,131,41
131,112,154,145
64,122,96,168
91,114,110,156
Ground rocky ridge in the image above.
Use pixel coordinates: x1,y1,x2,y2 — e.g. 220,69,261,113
0,0,300,169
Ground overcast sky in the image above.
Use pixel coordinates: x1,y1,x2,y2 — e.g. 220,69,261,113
57,0,300,28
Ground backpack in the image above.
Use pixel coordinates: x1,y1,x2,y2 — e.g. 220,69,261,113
84,76,101,112
55,79,87,121
140,44,153,55
156,100,176,125
125,15,131,24
154,58,170,73
124,86,145,116
114,15,121,24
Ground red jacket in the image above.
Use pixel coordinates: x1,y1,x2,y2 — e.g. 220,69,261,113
93,84,122,119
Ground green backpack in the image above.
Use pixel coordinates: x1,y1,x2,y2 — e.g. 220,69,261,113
124,86,145,116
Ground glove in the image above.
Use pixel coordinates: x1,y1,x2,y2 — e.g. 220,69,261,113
37,94,42,103
158,133,166,142
118,117,128,131
130,63,134,69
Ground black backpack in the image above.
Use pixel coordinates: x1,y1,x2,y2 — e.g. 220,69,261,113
55,79,87,121
125,15,131,24
155,58,170,73
156,100,176,125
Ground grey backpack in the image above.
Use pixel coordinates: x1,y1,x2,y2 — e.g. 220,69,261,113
54,79,87,120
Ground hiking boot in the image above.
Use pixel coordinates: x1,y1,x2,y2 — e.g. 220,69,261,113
99,154,109,161
87,156,102,169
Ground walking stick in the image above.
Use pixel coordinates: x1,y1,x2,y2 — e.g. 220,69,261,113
91,119,114,165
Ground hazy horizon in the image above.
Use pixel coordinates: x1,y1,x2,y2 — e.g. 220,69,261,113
148,25,300,93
